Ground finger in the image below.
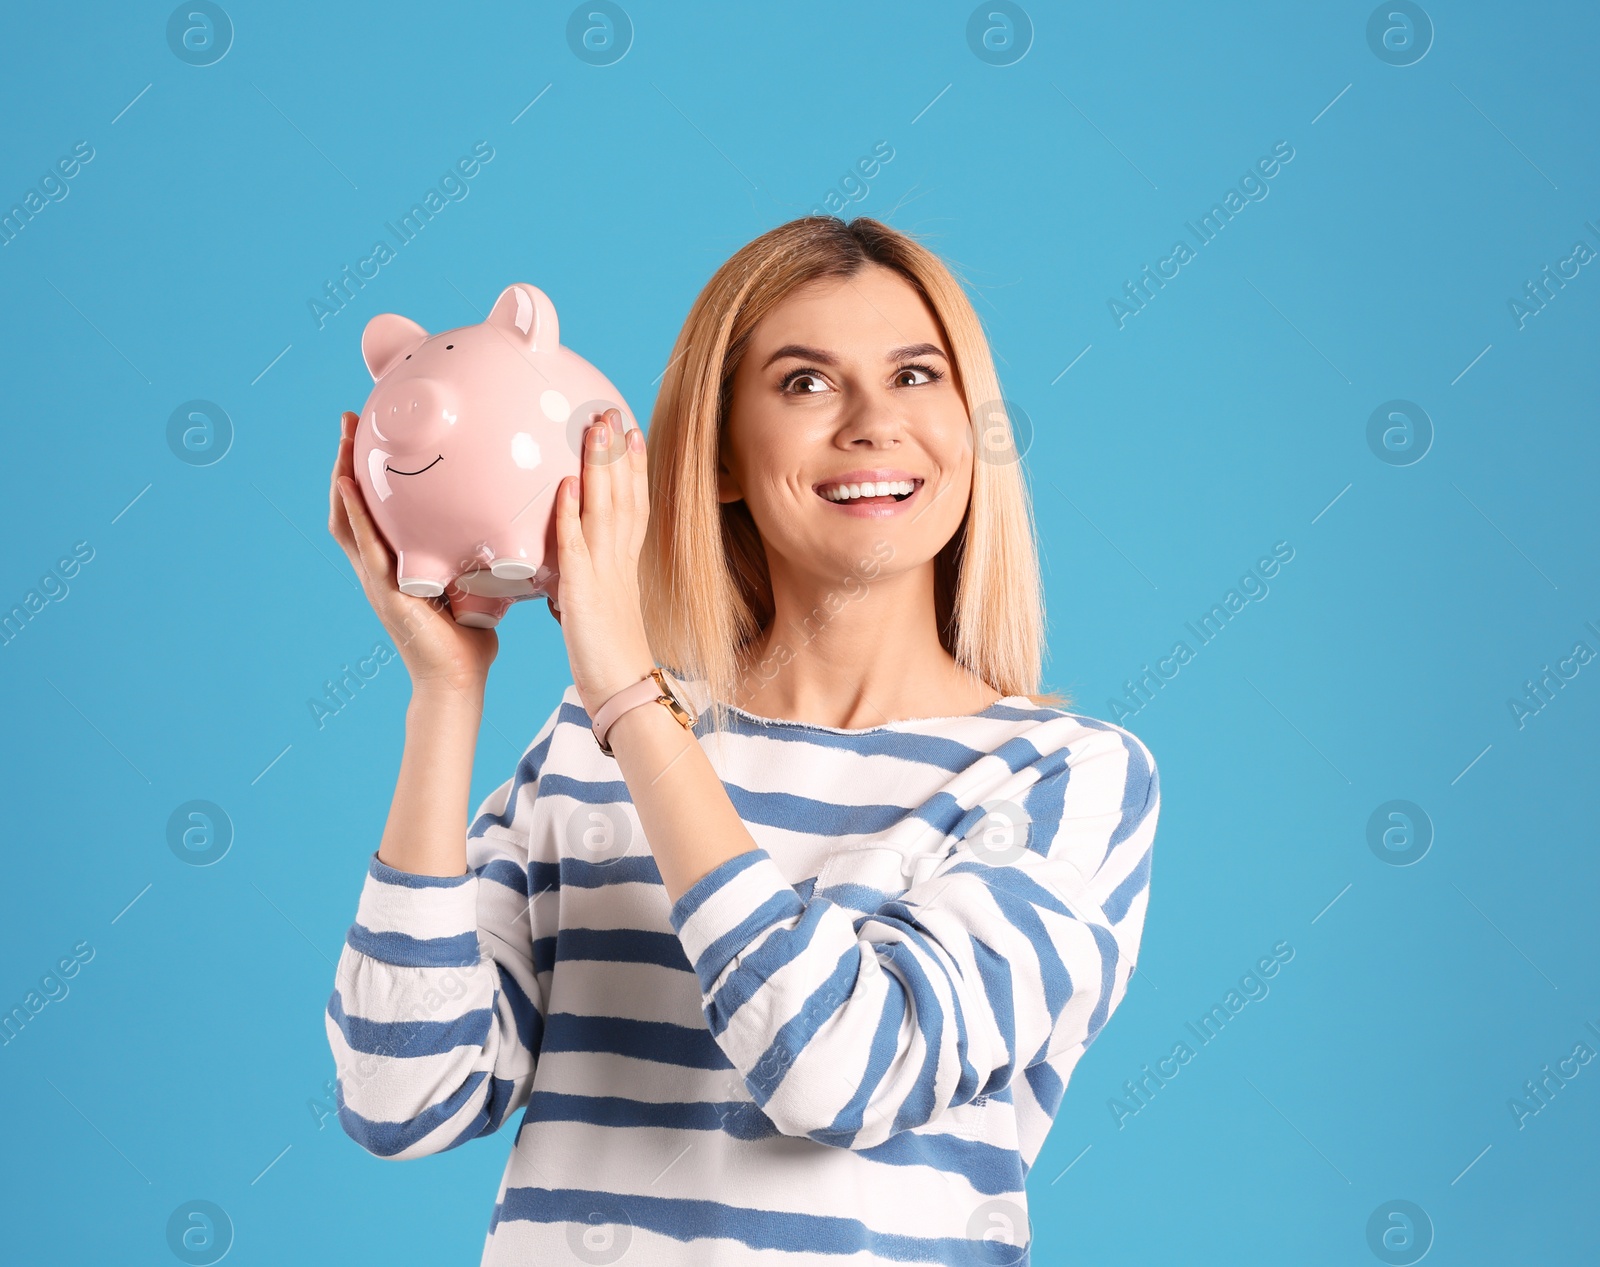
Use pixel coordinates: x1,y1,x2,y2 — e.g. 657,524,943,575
555,473,590,573
337,476,395,590
580,417,617,555
329,413,359,553
331,419,368,572
626,422,649,559
606,409,635,520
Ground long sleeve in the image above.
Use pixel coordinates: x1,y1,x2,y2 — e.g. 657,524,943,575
668,719,1159,1152
324,702,563,1160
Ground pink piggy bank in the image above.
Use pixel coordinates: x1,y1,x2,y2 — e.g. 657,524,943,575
354,282,638,628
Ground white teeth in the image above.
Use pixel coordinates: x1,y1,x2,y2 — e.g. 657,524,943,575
820,479,917,501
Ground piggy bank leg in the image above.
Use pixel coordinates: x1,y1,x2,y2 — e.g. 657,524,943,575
448,591,514,629
394,549,454,598
489,558,539,580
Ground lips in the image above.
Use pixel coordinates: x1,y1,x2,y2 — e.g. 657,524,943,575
813,468,924,501
812,470,927,518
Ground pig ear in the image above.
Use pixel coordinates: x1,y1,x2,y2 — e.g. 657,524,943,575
362,313,429,381
487,283,559,352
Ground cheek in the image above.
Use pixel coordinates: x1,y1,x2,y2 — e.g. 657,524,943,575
923,397,974,458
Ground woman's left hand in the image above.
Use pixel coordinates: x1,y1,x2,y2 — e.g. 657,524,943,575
550,407,659,719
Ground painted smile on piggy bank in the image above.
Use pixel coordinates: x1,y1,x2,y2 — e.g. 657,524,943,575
385,455,442,476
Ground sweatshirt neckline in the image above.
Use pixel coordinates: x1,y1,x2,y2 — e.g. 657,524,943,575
718,695,1028,735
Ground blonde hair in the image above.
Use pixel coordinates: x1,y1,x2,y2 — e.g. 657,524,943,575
639,215,1070,738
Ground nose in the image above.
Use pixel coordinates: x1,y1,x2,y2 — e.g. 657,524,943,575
368,377,456,449
836,388,906,448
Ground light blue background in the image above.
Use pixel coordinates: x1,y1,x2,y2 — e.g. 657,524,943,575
2,2,1595,1263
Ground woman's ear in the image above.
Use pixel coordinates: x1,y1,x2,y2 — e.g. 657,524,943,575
715,450,743,503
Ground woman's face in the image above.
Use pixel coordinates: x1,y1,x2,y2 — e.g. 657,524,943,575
718,264,974,586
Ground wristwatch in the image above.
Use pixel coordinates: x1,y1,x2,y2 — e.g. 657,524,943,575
591,667,697,756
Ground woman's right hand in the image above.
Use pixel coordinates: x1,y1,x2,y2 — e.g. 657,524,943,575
328,410,498,694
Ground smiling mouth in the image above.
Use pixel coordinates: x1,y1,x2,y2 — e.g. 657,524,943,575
814,477,924,504
384,455,443,476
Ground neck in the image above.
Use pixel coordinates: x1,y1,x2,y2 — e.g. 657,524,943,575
732,551,994,728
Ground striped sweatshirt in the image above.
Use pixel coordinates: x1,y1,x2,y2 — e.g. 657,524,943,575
325,677,1160,1265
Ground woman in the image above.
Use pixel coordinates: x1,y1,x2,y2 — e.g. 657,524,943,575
325,215,1160,1265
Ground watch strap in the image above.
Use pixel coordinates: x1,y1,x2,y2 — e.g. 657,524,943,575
591,668,694,756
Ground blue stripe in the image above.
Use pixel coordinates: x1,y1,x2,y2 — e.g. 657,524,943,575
687,889,805,992
991,700,1069,724
527,859,561,896
477,856,527,897
494,961,544,1056
1089,725,1158,864
943,859,1076,922
744,944,861,1104
1103,844,1153,925
1081,924,1120,1045
335,1069,490,1158
489,1185,1030,1264
532,934,556,976
1023,1058,1066,1121
326,985,491,1058
345,922,481,968
939,868,1079,1041
540,1011,734,1069
368,851,470,887
818,879,908,910
717,710,1006,770
879,939,946,1135
819,967,907,1146
934,790,1015,854
556,926,693,971
519,1088,780,1140
969,934,1018,1097
989,732,1065,777
443,1074,522,1149
1020,753,1072,858
555,853,663,890
725,781,946,839
667,848,765,931
854,1129,1026,1196
526,1104,1029,1197
469,717,561,834
877,917,980,1107
703,896,836,1037
537,770,633,807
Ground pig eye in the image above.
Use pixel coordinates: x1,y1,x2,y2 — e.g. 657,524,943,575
445,344,454,349
405,354,411,359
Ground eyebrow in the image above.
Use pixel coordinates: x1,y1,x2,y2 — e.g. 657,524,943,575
760,342,948,370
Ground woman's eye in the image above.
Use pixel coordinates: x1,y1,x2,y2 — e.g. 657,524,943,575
897,363,945,387
781,371,827,394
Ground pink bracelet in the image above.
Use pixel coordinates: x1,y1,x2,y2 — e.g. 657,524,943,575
591,667,696,756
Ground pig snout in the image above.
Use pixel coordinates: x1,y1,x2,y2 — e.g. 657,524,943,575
367,377,457,452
